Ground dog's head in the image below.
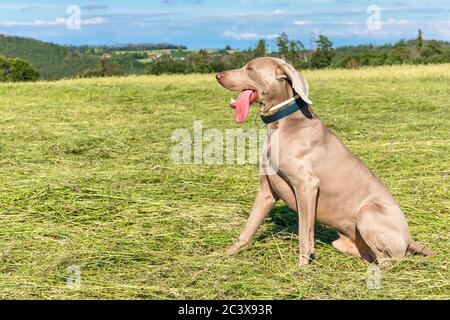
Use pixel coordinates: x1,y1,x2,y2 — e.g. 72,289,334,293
216,57,311,123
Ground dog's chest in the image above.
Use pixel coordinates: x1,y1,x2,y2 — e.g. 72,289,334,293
259,136,297,210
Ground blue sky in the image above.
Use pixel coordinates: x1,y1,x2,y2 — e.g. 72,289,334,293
0,0,449,49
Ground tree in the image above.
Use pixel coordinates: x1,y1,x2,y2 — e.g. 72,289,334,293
224,45,232,51
189,49,213,73
97,58,122,76
276,32,289,60
0,56,39,82
317,35,333,51
254,39,267,57
146,60,189,75
309,35,335,69
80,57,122,77
416,29,424,52
198,49,209,57
422,40,443,57
384,49,408,65
287,40,304,64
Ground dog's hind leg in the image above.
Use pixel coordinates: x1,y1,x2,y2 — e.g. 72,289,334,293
227,176,278,255
356,203,410,265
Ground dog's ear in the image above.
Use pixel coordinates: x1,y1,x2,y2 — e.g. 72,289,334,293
276,62,312,104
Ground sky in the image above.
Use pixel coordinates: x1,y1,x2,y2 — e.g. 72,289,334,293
0,0,449,49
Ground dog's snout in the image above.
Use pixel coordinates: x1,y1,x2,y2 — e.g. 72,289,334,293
216,73,222,81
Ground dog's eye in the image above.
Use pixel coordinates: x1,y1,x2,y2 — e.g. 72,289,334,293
247,66,254,72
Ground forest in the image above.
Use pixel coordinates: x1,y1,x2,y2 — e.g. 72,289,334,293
0,30,449,81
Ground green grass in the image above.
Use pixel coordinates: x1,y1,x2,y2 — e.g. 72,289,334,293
0,64,449,299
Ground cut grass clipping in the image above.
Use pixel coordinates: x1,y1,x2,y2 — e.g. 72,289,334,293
0,64,448,299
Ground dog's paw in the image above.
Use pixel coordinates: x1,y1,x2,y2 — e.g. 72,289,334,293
225,244,241,256
299,253,315,267
207,249,224,257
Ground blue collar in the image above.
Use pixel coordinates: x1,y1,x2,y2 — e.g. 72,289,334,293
260,97,309,124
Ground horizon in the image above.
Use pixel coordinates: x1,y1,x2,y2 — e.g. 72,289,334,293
0,1,449,50
2,32,445,51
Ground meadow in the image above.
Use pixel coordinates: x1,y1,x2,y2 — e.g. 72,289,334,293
0,64,448,299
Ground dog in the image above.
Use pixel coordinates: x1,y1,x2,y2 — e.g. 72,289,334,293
216,57,435,266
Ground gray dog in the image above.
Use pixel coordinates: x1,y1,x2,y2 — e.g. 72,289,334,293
216,57,435,266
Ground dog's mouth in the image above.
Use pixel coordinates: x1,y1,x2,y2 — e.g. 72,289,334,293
229,90,259,123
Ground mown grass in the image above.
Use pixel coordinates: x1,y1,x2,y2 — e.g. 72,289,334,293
0,64,449,299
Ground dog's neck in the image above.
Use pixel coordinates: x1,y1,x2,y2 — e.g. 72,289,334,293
260,84,314,128
260,82,294,115
261,95,300,115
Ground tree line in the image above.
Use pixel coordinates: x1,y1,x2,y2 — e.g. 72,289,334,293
144,30,450,75
0,30,449,81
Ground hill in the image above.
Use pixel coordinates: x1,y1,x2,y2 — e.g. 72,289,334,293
0,34,100,80
0,34,189,80
1,33,450,80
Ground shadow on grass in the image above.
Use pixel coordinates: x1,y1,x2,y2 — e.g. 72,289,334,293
256,205,339,245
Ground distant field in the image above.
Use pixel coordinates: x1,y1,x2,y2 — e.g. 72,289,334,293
113,49,239,54
114,49,239,64
0,64,448,299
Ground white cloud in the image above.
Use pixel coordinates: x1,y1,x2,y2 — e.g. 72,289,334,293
384,19,410,25
322,30,350,36
82,17,106,25
293,20,311,26
221,9,289,19
339,21,359,25
222,30,279,40
0,17,106,27
294,20,360,26
438,29,450,37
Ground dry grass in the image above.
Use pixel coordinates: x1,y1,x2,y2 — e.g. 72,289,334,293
0,64,448,299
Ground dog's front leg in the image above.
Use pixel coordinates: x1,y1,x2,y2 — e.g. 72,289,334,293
290,173,320,267
227,176,278,255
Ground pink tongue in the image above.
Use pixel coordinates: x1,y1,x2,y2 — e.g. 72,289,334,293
229,90,256,123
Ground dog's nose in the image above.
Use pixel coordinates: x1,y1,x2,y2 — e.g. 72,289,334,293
216,73,222,80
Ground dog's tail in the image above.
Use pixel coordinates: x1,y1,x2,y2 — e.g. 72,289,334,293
408,239,436,257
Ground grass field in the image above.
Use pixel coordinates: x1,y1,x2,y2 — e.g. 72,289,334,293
0,64,449,299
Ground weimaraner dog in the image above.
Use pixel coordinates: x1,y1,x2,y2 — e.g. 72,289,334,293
216,57,435,266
